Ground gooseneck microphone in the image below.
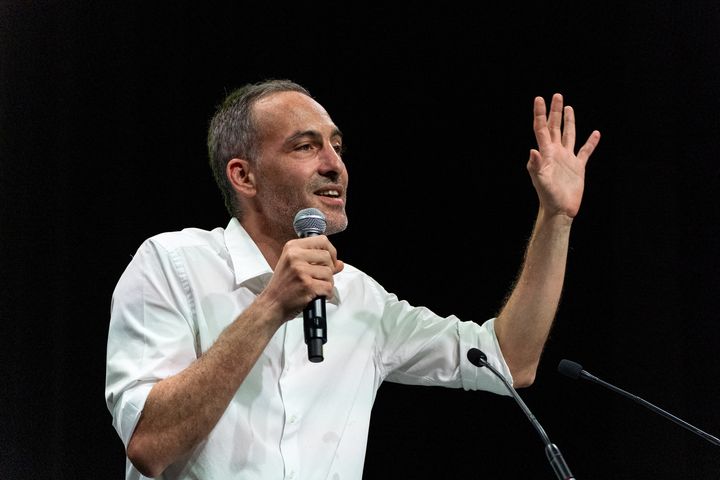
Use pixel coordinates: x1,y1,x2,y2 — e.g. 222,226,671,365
467,348,576,480
558,359,720,447
293,208,328,363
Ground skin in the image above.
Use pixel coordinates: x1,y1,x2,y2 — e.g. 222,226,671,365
126,91,600,477
494,94,601,384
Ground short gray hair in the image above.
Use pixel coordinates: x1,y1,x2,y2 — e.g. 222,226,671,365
207,79,311,218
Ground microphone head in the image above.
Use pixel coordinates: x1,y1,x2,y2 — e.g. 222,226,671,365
467,348,488,368
293,208,327,237
558,359,584,380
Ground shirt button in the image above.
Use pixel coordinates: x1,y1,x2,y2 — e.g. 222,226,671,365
289,414,298,424
288,470,295,479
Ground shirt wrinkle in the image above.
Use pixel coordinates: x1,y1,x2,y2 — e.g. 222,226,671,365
168,248,199,342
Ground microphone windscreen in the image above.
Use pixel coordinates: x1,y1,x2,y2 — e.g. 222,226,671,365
294,208,327,237
558,359,584,380
467,348,487,367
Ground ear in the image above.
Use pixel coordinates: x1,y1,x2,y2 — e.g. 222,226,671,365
226,158,256,198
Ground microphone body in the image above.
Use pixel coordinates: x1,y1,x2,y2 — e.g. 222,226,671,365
293,208,328,363
467,348,576,480
558,359,720,447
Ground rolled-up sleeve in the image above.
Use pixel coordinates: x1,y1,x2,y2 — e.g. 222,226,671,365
459,317,514,396
105,239,198,447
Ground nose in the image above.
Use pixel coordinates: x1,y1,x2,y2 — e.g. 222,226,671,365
319,141,344,177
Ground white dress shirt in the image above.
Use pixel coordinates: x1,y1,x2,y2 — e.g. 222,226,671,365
105,218,513,480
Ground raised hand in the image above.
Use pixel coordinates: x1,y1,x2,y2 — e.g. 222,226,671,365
527,93,601,219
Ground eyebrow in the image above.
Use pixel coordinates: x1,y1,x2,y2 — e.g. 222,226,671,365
284,127,343,146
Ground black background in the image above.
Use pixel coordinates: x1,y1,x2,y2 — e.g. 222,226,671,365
2,2,720,479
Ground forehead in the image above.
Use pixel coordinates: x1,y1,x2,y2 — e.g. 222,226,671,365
254,91,337,138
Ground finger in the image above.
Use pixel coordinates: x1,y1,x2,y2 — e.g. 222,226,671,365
305,266,337,300
304,263,336,282
576,130,601,167
294,235,337,260
526,148,543,174
303,248,335,268
562,105,576,151
547,93,564,143
533,96,551,148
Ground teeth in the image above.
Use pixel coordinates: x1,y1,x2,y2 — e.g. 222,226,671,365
317,190,339,197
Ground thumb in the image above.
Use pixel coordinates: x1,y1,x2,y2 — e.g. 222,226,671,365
526,149,542,173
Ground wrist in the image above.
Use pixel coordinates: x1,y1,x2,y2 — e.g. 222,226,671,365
537,207,574,228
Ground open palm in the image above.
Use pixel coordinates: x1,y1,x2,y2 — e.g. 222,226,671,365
527,93,601,218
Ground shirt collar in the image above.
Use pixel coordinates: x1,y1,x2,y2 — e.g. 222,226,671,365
223,217,341,304
224,217,272,288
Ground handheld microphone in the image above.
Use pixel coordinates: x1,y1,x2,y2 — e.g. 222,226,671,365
293,208,328,363
467,348,576,480
558,359,720,447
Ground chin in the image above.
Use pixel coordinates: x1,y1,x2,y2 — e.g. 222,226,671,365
326,217,349,236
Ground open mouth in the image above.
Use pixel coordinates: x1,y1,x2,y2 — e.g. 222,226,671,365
316,189,341,198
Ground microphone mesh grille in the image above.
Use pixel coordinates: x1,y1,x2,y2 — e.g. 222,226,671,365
293,208,327,237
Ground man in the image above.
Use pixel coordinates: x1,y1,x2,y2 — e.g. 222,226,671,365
105,79,600,479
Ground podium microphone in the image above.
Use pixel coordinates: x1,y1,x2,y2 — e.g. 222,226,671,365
293,208,328,363
558,359,720,447
467,348,576,480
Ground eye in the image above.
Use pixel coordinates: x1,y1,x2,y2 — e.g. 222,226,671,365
333,143,344,155
296,143,314,151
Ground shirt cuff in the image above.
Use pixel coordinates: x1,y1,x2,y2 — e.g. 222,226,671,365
459,317,514,396
111,382,154,448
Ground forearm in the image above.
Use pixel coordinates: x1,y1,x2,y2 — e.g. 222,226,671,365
126,298,284,478
494,207,572,386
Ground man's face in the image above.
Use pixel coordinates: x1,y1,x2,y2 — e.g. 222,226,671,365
251,91,349,239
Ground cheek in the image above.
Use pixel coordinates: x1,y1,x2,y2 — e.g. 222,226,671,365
261,173,306,205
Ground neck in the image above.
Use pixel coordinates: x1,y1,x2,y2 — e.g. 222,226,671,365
238,218,294,270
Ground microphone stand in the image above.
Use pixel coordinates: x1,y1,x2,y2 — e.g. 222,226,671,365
469,349,576,480
559,359,720,447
